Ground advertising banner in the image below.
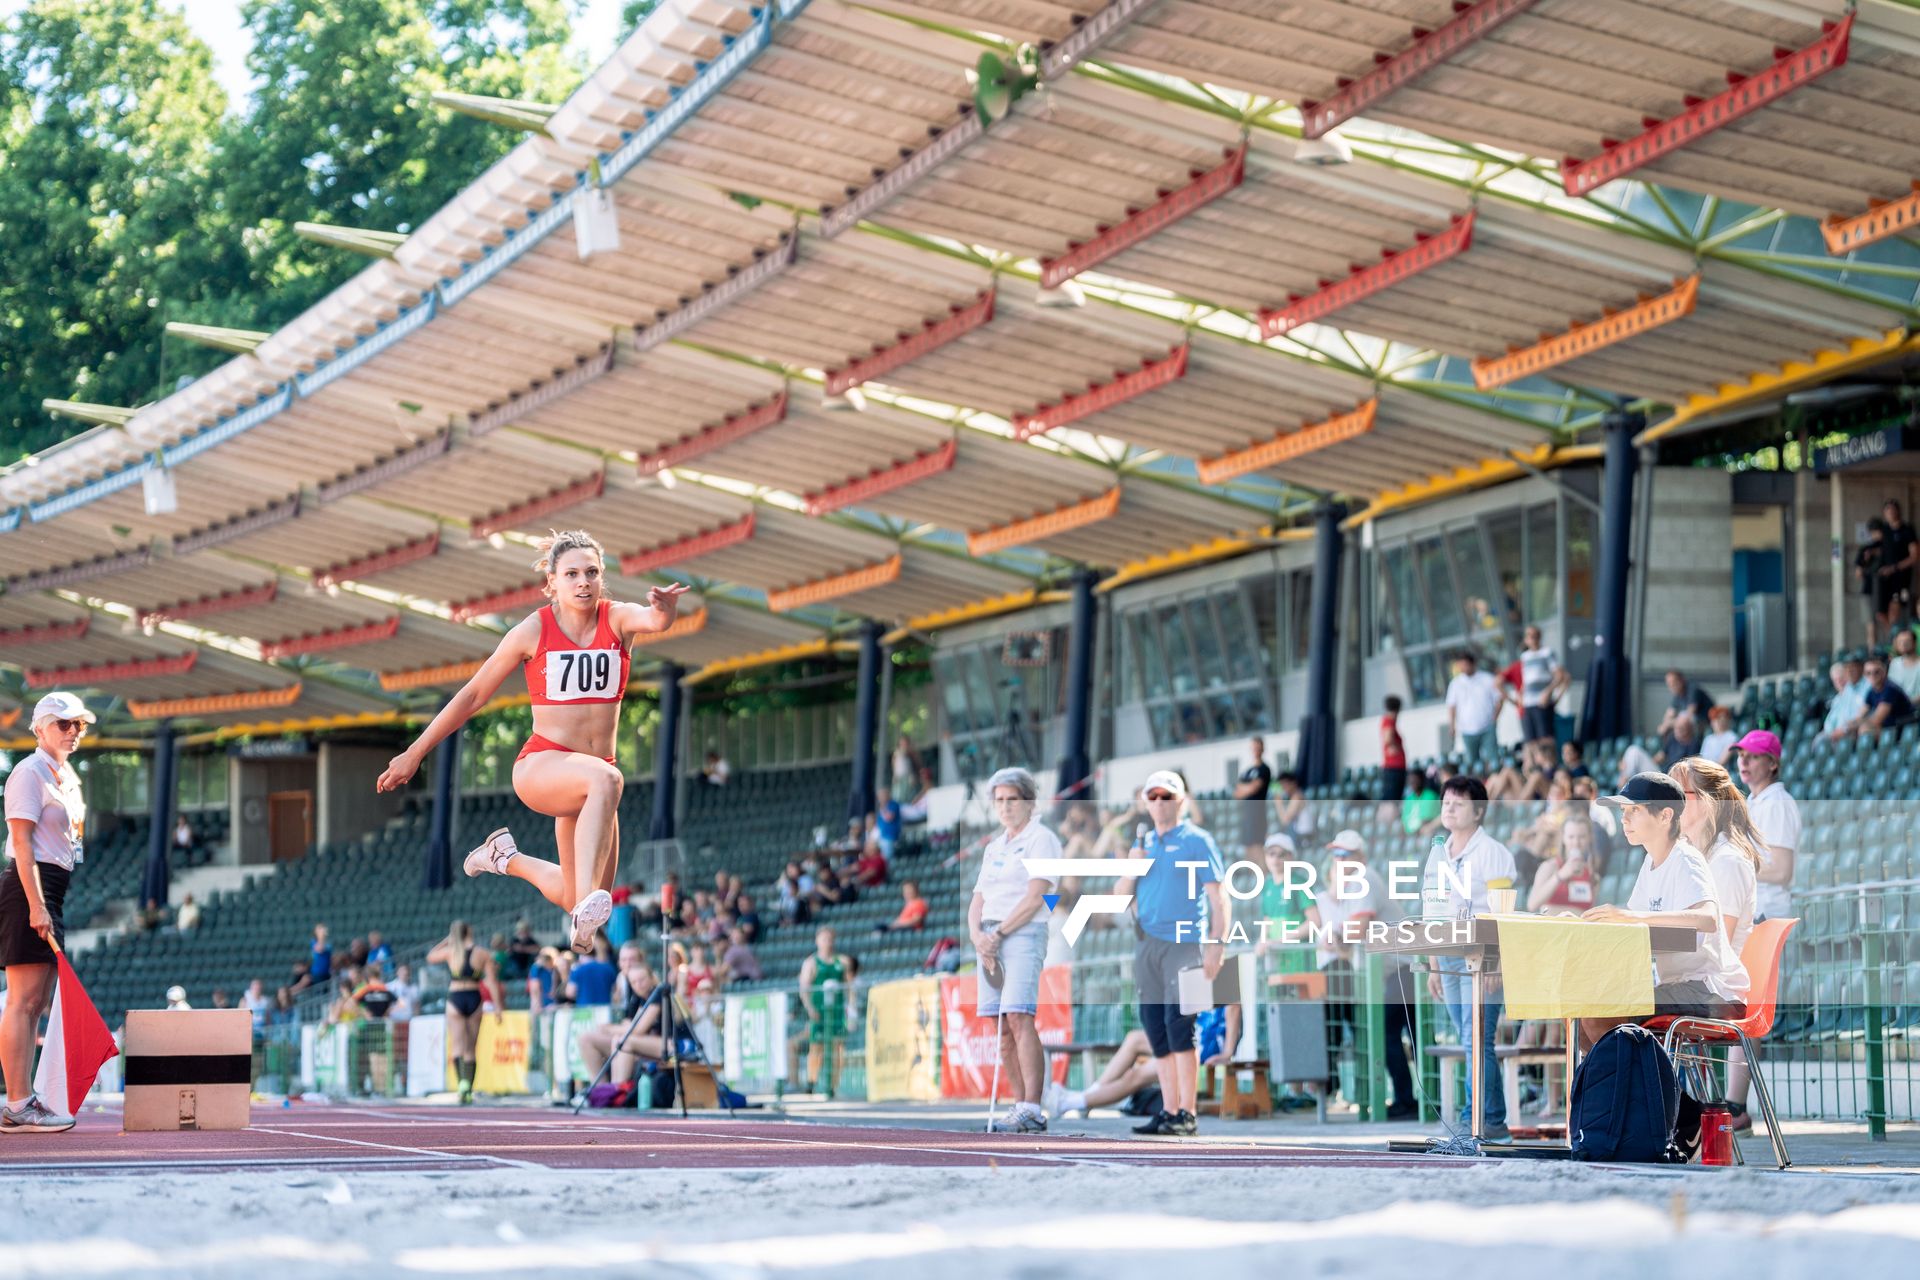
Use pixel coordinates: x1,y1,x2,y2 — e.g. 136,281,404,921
723,991,790,1095
405,1014,446,1097
938,965,1071,1100
469,1011,532,1094
864,977,941,1102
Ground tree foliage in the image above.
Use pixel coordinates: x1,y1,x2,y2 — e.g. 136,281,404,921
0,0,588,465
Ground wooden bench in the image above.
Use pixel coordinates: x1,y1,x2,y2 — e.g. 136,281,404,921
1424,1044,1568,1118
1198,1060,1274,1120
1043,1041,1121,1089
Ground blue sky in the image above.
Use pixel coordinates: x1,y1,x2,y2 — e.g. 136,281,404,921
2,1,627,106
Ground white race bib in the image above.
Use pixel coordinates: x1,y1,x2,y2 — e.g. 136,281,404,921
543,648,620,701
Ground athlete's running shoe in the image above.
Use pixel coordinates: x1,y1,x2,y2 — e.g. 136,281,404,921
464,828,518,878
0,1097,74,1135
570,889,613,953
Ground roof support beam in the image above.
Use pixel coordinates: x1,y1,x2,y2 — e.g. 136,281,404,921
468,349,615,437
1559,14,1853,198
825,291,996,396
380,659,486,692
1013,345,1189,441
1823,183,1920,254
136,580,279,630
293,221,407,259
0,616,90,649
631,234,800,353
7,547,153,594
314,532,440,590
164,322,269,353
1472,275,1700,390
1259,212,1475,340
803,439,958,516
260,615,401,661
767,555,903,612
316,432,453,503
636,391,788,475
42,399,138,426
966,488,1121,555
172,494,302,555
26,650,197,689
1302,0,1539,139
1040,146,1246,289
1196,401,1379,485
127,683,302,720
470,471,606,540
619,512,758,576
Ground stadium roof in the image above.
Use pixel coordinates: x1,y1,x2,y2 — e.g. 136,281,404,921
4,0,1919,738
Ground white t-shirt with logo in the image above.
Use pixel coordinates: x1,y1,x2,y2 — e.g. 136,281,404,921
1626,837,1749,1003
1745,781,1800,921
3,748,86,870
1706,834,1758,962
972,820,1061,921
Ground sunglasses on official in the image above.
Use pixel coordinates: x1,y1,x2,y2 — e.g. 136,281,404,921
1145,791,1176,802
53,718,86,733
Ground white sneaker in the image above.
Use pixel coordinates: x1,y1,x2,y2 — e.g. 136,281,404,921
464,828,518,877
0,1097,74,1135
1043,1080,1083,1120
570,889,612,953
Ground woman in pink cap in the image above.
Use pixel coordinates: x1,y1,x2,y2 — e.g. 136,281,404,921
1732,727,1798,1131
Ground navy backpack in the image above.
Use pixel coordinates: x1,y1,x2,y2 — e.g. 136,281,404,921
1570,1023,1680,1162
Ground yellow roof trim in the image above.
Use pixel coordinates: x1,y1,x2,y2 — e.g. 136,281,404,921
1636,328,1919,447
685,638,853,685
1098,535,1259,594
1344,445,1601,528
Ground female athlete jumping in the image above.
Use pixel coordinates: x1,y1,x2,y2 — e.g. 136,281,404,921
377,530,687,951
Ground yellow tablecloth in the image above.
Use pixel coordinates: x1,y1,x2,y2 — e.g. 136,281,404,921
1493,915,1655,1019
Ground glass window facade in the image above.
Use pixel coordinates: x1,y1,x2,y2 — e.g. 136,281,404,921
1116,577,1277,749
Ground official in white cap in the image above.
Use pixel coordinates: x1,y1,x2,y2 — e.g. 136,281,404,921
1,691,95,1133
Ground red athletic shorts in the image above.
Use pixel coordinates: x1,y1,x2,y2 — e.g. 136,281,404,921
516,733,616,767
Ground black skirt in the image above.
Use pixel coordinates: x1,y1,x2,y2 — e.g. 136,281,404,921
0,861,69,967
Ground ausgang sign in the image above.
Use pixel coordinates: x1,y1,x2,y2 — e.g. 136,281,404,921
1815,425,1908,474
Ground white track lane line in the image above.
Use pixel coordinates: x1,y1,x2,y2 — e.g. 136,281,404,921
253,1125,546,1172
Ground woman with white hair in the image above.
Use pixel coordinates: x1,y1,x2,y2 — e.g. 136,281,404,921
377,530,686,951
967,767,1060,1133
1,691,95,1133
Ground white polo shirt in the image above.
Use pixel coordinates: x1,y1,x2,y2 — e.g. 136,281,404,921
3,748,86,871
1447,671,1503,735
1745,781,1800,921
1706,834,1758,961
1421,826,1517,920
972,819,1060,921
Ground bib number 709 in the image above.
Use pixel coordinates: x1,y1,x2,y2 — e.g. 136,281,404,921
545,649,618,700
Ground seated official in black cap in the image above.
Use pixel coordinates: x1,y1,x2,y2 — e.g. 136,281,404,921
1575,772,1751,1050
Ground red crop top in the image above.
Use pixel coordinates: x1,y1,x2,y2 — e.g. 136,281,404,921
524,600,631,706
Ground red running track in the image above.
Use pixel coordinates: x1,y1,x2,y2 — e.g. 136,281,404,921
0,1103,1452,1175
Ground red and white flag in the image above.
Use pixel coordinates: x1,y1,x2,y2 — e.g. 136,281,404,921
34,952,120,1115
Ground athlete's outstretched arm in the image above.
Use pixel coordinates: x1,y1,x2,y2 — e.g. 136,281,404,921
376,617,538,792
611,582,689,637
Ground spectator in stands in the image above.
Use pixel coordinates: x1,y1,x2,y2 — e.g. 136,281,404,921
778,862,810,926
875,881,929,934
1315,830,1383,1105
507,919,540,979
1670,758,1762,960
1665,713,1702,765
1120,770,1226,1138
968,766,1061,1134
1734,728,1799,1135
893,734,926,794
1273,771,1313,842
326,974,361,1026
1615,739,1657,789
1823,657,1868,737
1378,696,1407,822
719,925,761,984
799,926,851,1098
732,893,762,943
1699,706,1739,767
809,865,855,913
1517,625,1569,745
1582,773,1749,1048
1892,626,1920,700
1487,740,1554,809
388,963,417,1023
1881,498,1918,632
367,930,391,969
1044,1029,1164,1120
1253,832,1313,975
1446,651,1505,762
549,952,575,1008
1528,815,1599,913
241,979,270,1038
576,949,664,1090
1423,775,1517,1140
210,988,231,1010
355,964,396,1020
1658,670,1715,760
700,749,730,787
307,924,333,989
1234,735,1274,864
1856,515,1888,645
571,937,618,1006
172,815,197,865
135,898,165,934
1401,769,1441,837
1560,739,1590,780
873,787,904,861
1839,654,1915,737
347,935,371,969
679,942,716,1014
174,892,201,933
526,947,558,1014
852,839,889,889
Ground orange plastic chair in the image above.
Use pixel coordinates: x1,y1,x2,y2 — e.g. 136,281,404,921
1646,917,1799,1169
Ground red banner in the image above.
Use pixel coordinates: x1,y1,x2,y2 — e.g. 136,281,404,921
938,965,1072,1100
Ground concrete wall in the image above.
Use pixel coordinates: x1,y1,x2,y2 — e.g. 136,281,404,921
1637,466,1737,729
317,742,406,850
1795,463,1833,666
